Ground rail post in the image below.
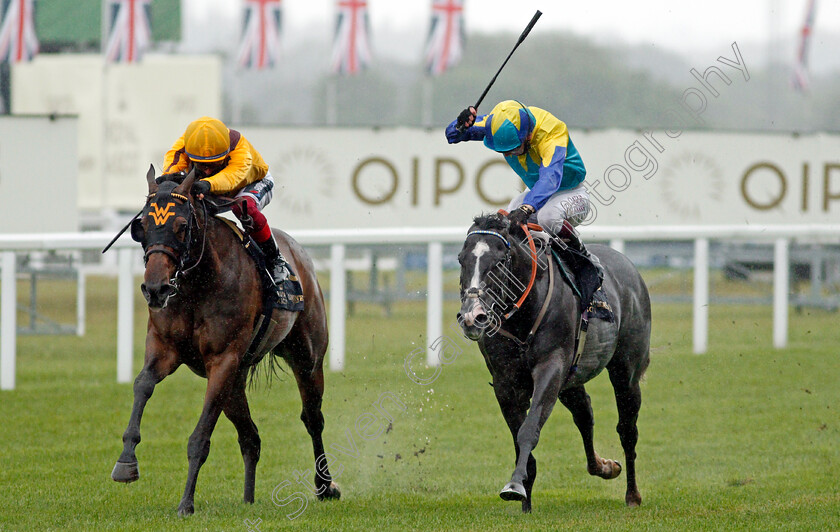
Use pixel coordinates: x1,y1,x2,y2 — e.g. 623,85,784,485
426,241,443,366
693,238,709,354
329,244,346,371
1,251,16,390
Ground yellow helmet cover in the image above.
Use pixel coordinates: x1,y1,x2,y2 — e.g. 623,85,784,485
184,117,231,163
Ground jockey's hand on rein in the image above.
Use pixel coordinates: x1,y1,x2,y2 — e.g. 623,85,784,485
192,179,211,198
507,205,534,228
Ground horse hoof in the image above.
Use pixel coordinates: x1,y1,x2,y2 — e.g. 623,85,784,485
606,460,622,480
111,461,139,483
317,481,341,501
177,502,194,517
499,482,527,502
626,491,642,507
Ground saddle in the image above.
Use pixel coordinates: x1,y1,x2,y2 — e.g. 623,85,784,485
549,245,614,323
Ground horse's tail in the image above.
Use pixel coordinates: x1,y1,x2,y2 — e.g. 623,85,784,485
247,349,289,390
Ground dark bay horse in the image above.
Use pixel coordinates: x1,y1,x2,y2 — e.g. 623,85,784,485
457,213,651,513
111,167,340,516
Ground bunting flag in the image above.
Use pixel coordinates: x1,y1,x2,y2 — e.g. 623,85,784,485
0,0,38,63
237,0,282,69
104,0,152,63
792,0,817,92
330,0,372,75
424,0,465,76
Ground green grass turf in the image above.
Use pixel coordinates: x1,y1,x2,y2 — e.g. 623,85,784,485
0,275,838,531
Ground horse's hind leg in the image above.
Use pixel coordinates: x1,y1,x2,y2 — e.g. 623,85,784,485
223,370,261,504
290,358,341,500
558,385,622,480
112,346,180,483
607,364,643,507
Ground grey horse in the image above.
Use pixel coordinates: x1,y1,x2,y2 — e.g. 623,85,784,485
457,213,651,513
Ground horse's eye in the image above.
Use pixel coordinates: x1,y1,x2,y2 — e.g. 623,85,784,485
173,218,188,241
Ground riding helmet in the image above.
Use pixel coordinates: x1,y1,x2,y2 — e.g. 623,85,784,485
184,117,231,163
483,100,536,153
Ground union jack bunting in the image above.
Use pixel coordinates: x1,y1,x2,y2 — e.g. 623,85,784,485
330,0,372,75
0,0,38,63
104,0,152,63
792,0,817,92
424,0,465,76
237,0,282,69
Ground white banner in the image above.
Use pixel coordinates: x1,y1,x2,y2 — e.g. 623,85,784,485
245,127,840,230
0,116,77,233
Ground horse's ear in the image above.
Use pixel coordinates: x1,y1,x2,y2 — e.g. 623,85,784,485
146,164,157,194
176,167,197,196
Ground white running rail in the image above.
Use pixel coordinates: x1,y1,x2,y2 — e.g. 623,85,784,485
1,225,839,390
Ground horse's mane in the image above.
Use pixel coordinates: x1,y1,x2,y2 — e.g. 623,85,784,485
472,212,510,232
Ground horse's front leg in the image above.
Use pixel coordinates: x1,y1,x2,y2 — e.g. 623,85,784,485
493,374,537,513
178,354,239,516
500,355,565,504
112,340,180,483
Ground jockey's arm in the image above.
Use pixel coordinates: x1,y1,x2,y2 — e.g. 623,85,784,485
163,137,190,174
523,145,567,210
203,139,256,195
445,113,490,144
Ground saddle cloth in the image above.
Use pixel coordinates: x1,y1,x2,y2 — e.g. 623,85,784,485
216,216,304,313
550,247,615,323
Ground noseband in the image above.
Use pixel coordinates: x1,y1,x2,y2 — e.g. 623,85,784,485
462,221,554,352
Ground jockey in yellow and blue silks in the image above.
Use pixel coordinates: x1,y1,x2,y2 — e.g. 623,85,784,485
446,100,586,223
446,100,603,311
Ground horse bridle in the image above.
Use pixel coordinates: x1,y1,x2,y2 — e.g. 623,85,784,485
462,222,555,351
141,192,208,291
463,229,514,315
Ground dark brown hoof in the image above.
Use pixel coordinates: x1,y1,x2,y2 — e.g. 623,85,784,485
499,482,527,502
111,461,139,483
318,481,341,500
626,491,642,507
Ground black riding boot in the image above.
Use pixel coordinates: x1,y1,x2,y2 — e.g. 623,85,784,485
257,235,290,286
555,220,604,313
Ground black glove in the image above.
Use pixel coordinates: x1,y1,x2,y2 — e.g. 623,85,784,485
456,106,476,130
507,206,532,228
192,179,211,197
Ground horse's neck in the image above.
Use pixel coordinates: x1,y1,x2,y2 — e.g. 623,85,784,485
509,237,569,316
185,214,243,285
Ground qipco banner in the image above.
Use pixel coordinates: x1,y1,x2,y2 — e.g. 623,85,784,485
246,127,840,230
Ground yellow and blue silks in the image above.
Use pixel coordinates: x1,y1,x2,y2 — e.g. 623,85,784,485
445,100,586,210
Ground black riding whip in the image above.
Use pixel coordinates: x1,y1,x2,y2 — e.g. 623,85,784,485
101,207,144,254
472,10,542,111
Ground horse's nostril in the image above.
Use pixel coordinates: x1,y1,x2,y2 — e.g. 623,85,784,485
474,313,489,326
